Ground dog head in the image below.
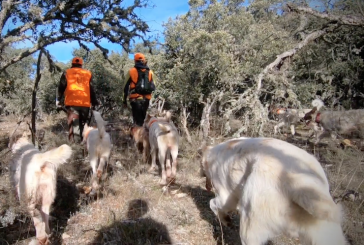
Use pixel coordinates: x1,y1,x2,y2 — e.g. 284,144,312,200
8,131,31,151
303,99,325,125
303,107,319,124
198,145,213,192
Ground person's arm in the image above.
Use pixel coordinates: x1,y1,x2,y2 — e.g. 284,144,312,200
123,71,131,105
57,71,67,101
89,75,98,107
123,80,131,105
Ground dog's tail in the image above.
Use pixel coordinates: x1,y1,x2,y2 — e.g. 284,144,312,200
287,178,342,223
312,99,324,111
93,110,107,138
39,144,73,169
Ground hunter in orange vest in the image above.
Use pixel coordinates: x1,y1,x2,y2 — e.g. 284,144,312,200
57,57,98,143
123,53,156,126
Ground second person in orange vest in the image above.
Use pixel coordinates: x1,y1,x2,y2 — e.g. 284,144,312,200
123,53,156,126
57,57,98,143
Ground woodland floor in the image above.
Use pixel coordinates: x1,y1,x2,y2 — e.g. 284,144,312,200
0,113,363,245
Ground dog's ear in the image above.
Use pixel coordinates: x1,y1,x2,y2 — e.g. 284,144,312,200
165,111,172,121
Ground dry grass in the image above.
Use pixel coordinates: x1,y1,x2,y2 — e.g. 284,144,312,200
0,115,363,245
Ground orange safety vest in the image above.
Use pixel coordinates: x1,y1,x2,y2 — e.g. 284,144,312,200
129,67,153,100
64,68,92,107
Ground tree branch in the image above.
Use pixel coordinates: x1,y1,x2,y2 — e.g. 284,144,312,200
1,35,68,71
287,3,364,26
42,49,62,73
256,25,337,93
0,0,14,35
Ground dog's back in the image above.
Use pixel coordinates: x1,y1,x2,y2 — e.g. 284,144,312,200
274,108,311,135
147,114,179,185
21,145,72,205
320,109,364,136
305,99,364,143
204,137,346,245
9,133,72,243
149,121,179,147
84,111,112,192
87,110,112,156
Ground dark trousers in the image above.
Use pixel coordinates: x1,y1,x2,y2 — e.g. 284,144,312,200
66,106,90,143
130,99,150,126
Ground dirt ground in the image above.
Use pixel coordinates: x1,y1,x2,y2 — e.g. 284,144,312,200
0,114,363,245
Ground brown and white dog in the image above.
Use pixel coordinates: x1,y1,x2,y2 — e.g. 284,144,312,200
200,137,346,245
9,132,72,245
304,99,364,144
130,125,150,163
82,110,112,193
273,107,312,136
144,111,179,185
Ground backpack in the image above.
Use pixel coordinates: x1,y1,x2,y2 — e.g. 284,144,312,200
134,68,155,95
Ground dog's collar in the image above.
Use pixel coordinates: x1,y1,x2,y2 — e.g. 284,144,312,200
315,113,321,123
148,119,158,128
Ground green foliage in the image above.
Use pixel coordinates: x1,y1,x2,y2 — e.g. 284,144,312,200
0,48,35,115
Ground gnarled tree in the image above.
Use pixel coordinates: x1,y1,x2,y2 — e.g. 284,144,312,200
0,0,152,72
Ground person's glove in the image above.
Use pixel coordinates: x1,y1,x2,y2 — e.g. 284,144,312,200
56,100,61,108
123,101,128,108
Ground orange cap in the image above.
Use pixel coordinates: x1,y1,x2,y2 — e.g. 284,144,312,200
134,53,145,61
72,57,83,65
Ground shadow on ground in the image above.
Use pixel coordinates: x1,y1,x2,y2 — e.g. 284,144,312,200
181,185,242,245
91,199,172,245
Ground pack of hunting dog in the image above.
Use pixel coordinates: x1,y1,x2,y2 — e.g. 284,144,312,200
1,1,364,245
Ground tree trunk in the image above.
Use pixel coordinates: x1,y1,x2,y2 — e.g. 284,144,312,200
180,106,192,144
31,50,43,146
199,94,220,144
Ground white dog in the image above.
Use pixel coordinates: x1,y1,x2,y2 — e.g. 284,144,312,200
144,112,179,185
201,137,346,245
273,107,312,136
304,99,364,144
9,132,72,245
82,110,112,193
